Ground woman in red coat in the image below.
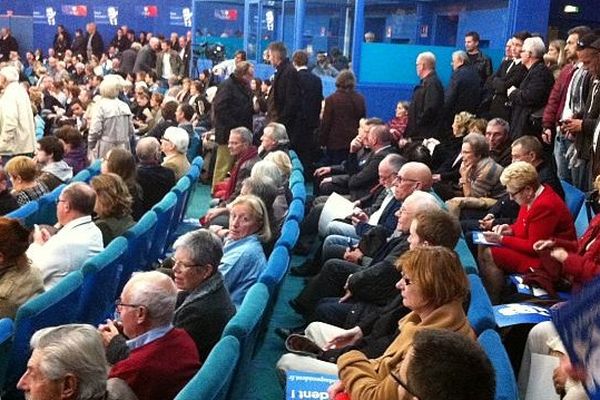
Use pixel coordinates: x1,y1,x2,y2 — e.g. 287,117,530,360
479,161,576,303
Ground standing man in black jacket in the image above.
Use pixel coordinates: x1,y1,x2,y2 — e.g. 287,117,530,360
0,28,18,62
292,50,323,176
211,61,254,188
267,42,301,152
405,52,445,140
84,23,104,62
465,31,493,85
445,50,482,122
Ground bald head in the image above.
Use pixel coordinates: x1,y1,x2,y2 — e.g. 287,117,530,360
136,136,161,164
393,162,433,201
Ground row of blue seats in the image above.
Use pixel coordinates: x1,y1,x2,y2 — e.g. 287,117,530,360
6,159,103,227
174,150,307,400
0,157,204,396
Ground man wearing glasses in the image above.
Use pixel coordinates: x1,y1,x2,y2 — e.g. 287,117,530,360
98,271,201,400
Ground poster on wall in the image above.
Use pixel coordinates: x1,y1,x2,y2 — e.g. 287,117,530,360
94,6,119,26
135,5,159,18
214,9,238,21
170,7,193,27
33,5,87,25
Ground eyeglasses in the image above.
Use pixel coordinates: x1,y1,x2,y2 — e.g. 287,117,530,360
394,176,418,184
114,298,142,310
171,257,201,269
507,186,526,197
390,369,420,399
401,272,413,285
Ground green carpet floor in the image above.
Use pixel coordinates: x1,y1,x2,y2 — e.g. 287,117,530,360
184,182,310,399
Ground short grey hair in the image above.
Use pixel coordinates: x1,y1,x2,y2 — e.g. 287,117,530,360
230,126,253,145
404,190,442,213
417,52,436,69
98,75,122,98
30,324,108,399
523,37,546,59
126,271,177,327
452,50,469,65
136,136,161,162
487,118,510,136
383,153,405,174
264,122,289,146
173,229,223,274
251,160,283,187
463,132,490,158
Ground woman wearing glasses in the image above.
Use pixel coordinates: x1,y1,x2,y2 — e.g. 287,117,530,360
327,246,474,400
479,161,575,304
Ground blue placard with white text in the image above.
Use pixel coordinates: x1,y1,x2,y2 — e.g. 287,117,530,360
286,370,337,400
493,303,552,328
553,276,600,400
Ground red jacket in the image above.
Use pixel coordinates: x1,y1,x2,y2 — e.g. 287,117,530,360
555,213,600,288
109,328,201,400
501,185,576,255
542,63,575,130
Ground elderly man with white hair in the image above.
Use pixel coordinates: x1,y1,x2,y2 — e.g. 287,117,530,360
88,74,134,160
0,65,35,164
507,36,555,138
98,271,201,400
161,126,191,180
405,51,444,140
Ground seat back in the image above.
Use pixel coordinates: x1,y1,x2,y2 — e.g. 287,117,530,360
0,318,14,390
87,159,102,176
6,271,83,390
286,198,305,223
149,192,178,262
290,182,307,204
259,245,291,293
467,275,496,335
174,336,240,400
70,169,91,183
6,201,39,228
478,329,519,400
289,169,304,187
120,211,158,293
221,283,270,400
455,238,478,275
561,180,586,218
291,157,304,173
187,133,201,162
275,219,300,250
36,184,66,225
79,237,129,325
168,177,192,247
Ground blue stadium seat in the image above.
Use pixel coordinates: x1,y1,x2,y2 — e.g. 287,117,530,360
187,164,201,184
288,149,299,161
6,201,39,228
168,177,193,247
574,201,594,237
120,211,158,293
174,335,240,400
276,219,300,250
561,180,586,219
259,246,291,293
79,237,129,325
467,275,496,335
455,238,478,275
289,169,304,187
36,184,66,225
478,329,518,400
150,192,178,262
0,318,14,390
87,159,102,176
291,157,304,173
286,198,305,223
5,271,84,392
70,169,91,183
187,133,201,162
191,155,204,170
290,182,307,204
222,283,270,399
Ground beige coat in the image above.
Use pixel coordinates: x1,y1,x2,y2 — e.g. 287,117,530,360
0,81,36,155
0,260,44,319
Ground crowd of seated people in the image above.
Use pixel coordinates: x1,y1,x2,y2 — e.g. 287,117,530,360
4,19,600,400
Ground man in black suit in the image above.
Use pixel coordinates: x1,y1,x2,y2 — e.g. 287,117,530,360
405,51,445,140
135,137,176,213
292,50,323,176
179,36,191,77
0,28,18,62
119,42,141,76
267,42,301,150
85,22,104,62
133,37,160,74
444,50,481,121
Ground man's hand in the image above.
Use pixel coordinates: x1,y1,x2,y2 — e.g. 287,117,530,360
478,214,495,231
552,364,568,395
314,166,331,178
98,319,122,348
33,224,51,245
350,209,368,225
562,119,582,134
542,128,553,144
325,327,364,350
343,247,363,264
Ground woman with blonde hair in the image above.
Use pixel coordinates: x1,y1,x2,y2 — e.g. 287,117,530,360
218,194,270,306
479,161,576,303
88,74,134,160
5,156,49,206
90,173,135,245
327,246,474,400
